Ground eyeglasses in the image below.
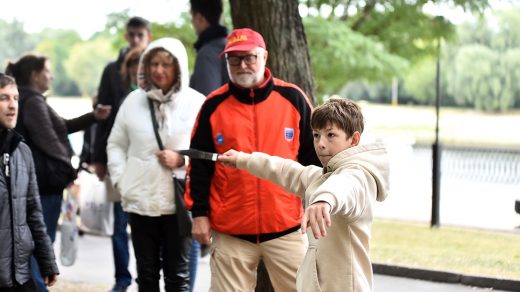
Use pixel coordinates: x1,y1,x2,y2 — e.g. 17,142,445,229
226,54,259,66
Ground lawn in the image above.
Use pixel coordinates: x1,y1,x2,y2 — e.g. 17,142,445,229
372,219,520,280
360,103,520,148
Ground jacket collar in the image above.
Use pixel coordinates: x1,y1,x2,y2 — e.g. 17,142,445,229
229,68,274,105
194,25,228,51
0,129,22,155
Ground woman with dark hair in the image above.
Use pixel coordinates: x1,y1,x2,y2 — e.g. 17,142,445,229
5,54,111,292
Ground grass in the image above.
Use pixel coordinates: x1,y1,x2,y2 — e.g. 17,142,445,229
359,103,520,148
372,219,520,280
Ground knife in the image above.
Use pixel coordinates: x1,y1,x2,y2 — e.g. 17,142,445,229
176,149,219,161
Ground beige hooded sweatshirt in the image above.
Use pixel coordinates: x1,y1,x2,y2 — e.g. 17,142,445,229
236,142,390,292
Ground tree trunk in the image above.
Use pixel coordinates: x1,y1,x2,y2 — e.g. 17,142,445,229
229,0,316,104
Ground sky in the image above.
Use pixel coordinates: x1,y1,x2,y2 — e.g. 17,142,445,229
0,0,190,39
0,0,514,40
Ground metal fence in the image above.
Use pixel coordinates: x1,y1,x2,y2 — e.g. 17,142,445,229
414,144,520,185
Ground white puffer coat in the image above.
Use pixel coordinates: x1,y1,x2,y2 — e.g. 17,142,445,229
107,38,205,216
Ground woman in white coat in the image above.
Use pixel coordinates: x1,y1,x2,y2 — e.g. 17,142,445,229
107,38,205,292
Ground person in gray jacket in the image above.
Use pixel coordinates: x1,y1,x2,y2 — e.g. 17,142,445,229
0,73,59,292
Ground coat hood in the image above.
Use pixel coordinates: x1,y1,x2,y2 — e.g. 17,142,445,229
138,37,190,92
325,142,390,202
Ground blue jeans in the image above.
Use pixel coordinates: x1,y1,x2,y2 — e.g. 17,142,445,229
189,240,200,292
112,202,132,288
32,193,62,292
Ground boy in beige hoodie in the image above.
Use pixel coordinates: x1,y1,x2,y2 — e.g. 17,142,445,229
218,97,390,292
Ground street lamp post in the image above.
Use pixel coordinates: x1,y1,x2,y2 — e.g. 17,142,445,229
431,38,442,228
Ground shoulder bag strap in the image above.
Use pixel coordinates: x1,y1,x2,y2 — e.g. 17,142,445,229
147,99,164,151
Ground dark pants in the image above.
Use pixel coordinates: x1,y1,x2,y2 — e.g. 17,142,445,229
129,213,191,292
32,193,62,292
111,202,132,288
0,280,36,292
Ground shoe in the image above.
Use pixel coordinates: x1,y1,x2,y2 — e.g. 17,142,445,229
107,285,128,292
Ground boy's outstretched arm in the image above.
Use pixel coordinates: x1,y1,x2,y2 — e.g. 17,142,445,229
301,202,332,239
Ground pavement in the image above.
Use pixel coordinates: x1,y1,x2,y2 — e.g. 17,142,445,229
50,232,516,292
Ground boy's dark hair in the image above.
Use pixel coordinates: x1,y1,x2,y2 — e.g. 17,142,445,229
311,97,364,137
127,16,151,31
190,0,223,25
4,55,48,87
0,73,16,88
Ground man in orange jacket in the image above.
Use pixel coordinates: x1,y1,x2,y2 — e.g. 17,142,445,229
186,28,320,292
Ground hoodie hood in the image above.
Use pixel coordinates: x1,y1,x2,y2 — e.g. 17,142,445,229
326,142,390,202
138,37,190,93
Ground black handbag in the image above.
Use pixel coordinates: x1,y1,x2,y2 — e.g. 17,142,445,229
148,99,192,237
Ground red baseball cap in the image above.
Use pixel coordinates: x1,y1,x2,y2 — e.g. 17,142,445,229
221,28,266,57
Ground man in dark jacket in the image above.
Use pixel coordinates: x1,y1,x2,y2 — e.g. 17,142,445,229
92,17,152,292
189,0,229,96
0,73,59,291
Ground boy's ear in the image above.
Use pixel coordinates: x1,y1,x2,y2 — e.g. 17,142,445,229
351,131,361,146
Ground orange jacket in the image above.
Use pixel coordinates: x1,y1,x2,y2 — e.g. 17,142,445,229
186,68,319,241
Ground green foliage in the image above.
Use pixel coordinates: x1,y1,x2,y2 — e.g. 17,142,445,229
448,44,517,112
64,38,115,97
304,16,408,97
35,29,82,96
0,19,39,72
403,56,441,105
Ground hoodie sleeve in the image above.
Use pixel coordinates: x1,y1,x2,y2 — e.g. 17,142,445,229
310,168,369,221
237,152,322,197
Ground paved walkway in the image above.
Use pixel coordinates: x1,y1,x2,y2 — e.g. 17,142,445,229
50,233,508,292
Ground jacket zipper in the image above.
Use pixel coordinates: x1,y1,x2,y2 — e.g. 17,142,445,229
250,90,262,244
4,153,16,283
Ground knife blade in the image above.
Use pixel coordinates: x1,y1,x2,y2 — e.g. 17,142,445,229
176,149,219,161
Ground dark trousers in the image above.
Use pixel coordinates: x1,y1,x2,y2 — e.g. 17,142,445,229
0,280,36,292
129,213,191,292
111,202,132,288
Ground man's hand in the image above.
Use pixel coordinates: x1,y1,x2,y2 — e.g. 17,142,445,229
93,104,112,120
44,274,58,287
301,201,332,239
218,149,239,168
155,150,184,169
93,162,107,181
192,216,212,245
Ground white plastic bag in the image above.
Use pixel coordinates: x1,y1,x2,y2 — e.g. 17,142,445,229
60,189,79,266
78,171,114,236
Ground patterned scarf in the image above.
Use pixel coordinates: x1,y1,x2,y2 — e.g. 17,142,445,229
146,85,176,129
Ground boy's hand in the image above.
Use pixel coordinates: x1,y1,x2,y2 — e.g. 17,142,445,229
301,201,332,239
218,149,239,168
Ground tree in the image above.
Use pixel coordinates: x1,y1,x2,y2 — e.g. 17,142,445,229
35,29,82,96
305,16,408,99
64,38,115,97
301,0,486,62
0,19,38,72
229,0,316,103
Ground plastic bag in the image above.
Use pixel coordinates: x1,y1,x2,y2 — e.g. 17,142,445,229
78,171,114,236
60,188,79,266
